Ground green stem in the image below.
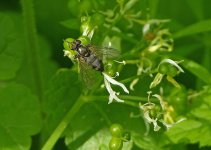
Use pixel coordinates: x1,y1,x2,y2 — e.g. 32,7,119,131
41,94,150,149
123,100,139,107
86,95,155,103
41,97,85,150
120,95,158,103
20,0,43,99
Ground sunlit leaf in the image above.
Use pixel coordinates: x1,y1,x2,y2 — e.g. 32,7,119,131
133,132,170,150
166,119,211,147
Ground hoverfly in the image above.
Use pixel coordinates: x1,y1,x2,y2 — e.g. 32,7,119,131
64,38,120,88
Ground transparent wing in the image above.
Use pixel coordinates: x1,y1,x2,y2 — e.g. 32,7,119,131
87,45,120,60
78,57,98,89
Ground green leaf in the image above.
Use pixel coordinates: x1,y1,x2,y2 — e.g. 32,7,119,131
174,20,211,39
0,83,42,150
181,59,211,84
60,18,80,30
64,101,144,149
0,13,24,80
166,119,211,147
15,36,58,92
186,0,204,20
190,87,211,124
64,102,106,149
41,69,81,143
133,132,170,150
66,128,133,150
191,104,211,121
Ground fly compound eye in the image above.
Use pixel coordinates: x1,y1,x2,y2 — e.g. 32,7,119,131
71,43,77,50
75,39,81,45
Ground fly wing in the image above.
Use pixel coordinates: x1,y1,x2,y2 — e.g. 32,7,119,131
78,57,98,89
87,45,120,60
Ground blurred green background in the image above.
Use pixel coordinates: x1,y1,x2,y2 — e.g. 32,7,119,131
0,0,211,150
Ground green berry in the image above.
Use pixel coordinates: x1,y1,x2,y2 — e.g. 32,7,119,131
158,63,168,74
158,63,178,77
167,65,178,77
109,137,123,150
110,124,124,138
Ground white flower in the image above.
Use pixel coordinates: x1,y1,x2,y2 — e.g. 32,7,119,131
152,93,186,130
102,72,129,104
152,94,165,110
139,103,161,131
143,19,170,35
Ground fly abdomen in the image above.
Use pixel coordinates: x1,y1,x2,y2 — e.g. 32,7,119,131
84,53,104,72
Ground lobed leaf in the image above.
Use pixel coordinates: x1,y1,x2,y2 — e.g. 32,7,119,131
41,69,81,144
0,83,42,150
0,13,24,80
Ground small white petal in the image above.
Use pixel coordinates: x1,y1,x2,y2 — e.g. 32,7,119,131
102,72,129,93
160,118,186,130
108,94,113,104
114,60,126,65
143,111,161,131
63,50,70,56
152,118,161,131
143,23,150,35
112,94,124,103
160,59,184,73
104,76,124,104
152,94,165,110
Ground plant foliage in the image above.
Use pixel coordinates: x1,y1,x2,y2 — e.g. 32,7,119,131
0,0,211,150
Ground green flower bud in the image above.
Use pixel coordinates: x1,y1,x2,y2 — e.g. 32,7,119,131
63,38,74,50
80,16,92,34
158,63,169,74
158,63,178,77
78,36,91,45
167,65,178,77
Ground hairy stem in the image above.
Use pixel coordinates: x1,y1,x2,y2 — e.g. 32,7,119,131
20,0,43,99
41,97,85,150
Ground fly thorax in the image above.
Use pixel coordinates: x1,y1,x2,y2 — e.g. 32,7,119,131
78,46,89,56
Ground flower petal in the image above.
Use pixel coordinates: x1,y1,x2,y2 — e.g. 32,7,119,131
104,75,124,104
160,59,184,73
102,72,129,93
